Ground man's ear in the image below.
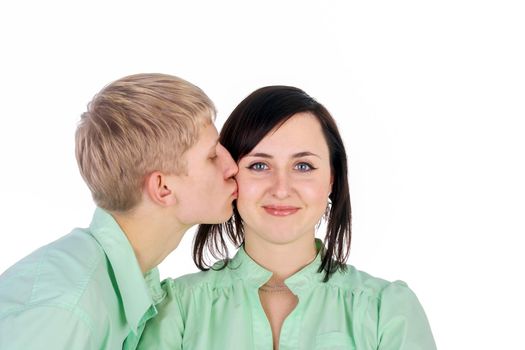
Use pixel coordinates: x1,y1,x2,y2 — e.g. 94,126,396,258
144,171,177,207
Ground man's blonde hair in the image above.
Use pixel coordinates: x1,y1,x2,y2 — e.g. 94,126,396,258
75,73,215,212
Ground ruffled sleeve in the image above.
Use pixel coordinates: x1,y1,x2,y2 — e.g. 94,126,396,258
377,281,437,350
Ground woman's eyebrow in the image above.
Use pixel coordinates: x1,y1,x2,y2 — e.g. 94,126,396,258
246,152,273,158
246,151,320,159
292,151,320,159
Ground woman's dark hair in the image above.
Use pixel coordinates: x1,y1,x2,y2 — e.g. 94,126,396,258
193,85,351,281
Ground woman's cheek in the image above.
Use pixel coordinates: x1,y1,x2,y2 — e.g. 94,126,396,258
237,175,267,198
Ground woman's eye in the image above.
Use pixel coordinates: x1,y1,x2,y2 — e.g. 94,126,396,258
248,162,269,171
295,162,315,172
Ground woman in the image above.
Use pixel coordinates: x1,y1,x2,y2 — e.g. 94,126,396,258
138,86,436,349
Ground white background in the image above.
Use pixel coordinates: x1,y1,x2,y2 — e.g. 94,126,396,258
1,1,524,348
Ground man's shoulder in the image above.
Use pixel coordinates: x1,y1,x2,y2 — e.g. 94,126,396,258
0,228,107,317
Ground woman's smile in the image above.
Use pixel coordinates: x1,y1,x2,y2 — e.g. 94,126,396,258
262,205,301,217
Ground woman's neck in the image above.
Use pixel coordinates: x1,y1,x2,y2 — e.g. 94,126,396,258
244,233,318,281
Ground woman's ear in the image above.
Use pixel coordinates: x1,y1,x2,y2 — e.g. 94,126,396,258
144,171,177,207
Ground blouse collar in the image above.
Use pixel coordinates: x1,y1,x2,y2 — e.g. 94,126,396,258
228,238,326,294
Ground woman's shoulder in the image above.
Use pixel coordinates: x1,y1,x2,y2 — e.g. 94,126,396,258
162,259,237,292
327,264,413,300
328,266,436,348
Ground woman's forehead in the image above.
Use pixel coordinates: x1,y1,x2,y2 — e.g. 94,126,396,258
246,114,329,158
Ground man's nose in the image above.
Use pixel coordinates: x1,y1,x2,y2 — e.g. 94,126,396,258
218,144,238,179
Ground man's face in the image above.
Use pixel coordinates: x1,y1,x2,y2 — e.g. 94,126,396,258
171,122,238,225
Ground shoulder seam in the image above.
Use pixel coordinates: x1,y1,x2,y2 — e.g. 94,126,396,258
0,303,96,333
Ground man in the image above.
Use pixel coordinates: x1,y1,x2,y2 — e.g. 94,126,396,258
0,73,238,349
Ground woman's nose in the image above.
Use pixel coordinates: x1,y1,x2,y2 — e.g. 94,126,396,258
271,171,291,199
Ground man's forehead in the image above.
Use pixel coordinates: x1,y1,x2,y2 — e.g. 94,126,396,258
194,122,219,152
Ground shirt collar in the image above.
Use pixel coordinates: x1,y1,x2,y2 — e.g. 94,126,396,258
229,238,325,294
88,207,162,334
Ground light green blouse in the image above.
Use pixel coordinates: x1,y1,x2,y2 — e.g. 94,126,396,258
139,240,436,350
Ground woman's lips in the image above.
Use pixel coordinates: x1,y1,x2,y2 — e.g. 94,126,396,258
262,205,300,216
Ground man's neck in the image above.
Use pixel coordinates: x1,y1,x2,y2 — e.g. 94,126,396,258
111,206,189,274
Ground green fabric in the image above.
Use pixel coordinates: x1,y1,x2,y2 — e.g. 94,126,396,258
0,208,164,350
138,240,436,350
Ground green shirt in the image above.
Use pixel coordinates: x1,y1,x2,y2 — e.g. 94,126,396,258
0,208,164,350
138,240,436,350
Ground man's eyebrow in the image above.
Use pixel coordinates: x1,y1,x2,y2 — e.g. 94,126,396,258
245,151,320,159
208,139,219,153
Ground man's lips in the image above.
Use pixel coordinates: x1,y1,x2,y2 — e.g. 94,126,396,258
230,182,238,198
262,205,300,216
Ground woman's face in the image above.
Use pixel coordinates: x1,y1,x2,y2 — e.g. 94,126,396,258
236,112,332,246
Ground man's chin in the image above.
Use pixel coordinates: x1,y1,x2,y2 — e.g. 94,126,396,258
217,210,234,224
202,212,233,225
